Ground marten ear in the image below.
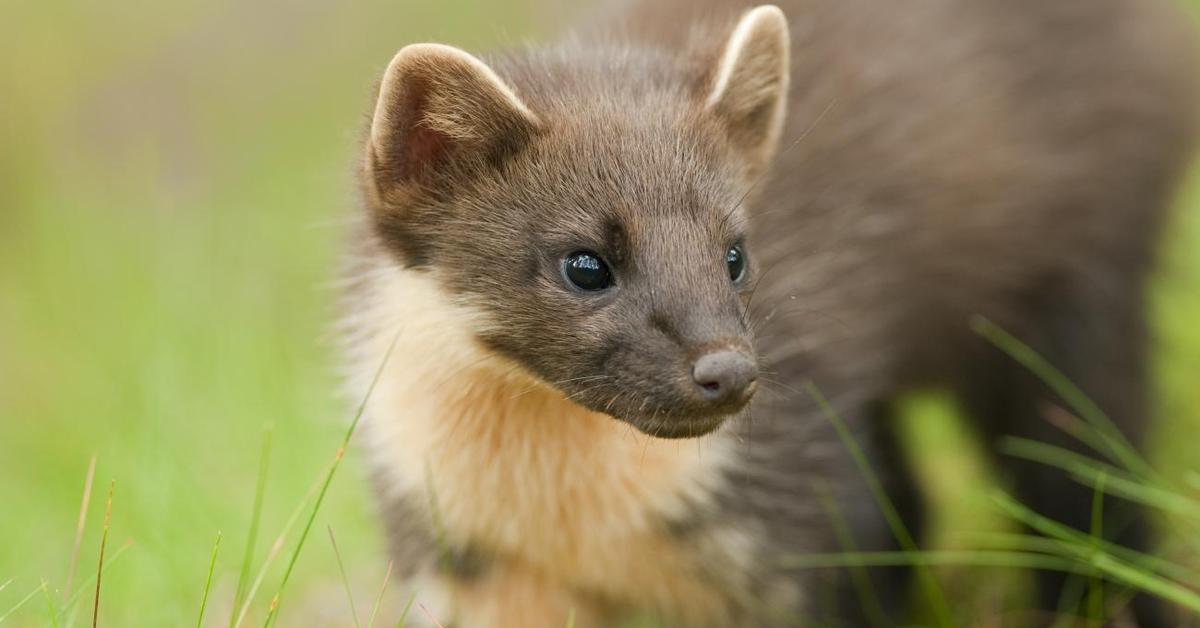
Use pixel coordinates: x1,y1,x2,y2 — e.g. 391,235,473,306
366,43,539,203
704,5,790,176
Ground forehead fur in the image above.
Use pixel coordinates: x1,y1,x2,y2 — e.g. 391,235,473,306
476,45,751,233
361,24,781,272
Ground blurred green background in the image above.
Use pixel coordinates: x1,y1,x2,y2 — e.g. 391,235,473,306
1,0,1197,626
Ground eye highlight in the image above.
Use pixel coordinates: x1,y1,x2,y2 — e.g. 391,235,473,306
563,251,613,291
726,245,747,283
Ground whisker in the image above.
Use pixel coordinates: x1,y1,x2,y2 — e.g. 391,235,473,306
428,354,498,397
719,98,838,227
561,381,614,404
604,390,624,414
507,374,609,400
641,402,661,463
443,360,526,445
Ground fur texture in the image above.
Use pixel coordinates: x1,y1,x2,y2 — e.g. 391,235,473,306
343,1,1199,625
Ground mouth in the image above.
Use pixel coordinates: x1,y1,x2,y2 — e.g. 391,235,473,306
619,408,739,439
550,374,755,440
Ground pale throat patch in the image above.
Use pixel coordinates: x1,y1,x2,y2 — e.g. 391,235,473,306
347,262,739,614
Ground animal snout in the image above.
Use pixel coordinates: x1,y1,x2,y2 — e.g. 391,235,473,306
691,348,758,407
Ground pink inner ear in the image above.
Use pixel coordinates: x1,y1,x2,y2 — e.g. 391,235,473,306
405,122,453,179
386,77,455,184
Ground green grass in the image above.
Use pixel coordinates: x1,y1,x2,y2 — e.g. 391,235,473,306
1,0,1199,626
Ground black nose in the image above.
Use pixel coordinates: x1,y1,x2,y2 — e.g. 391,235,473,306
691,349,758,405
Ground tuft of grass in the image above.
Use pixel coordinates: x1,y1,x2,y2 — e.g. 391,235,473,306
782,319,1200,625
973,318,1200,620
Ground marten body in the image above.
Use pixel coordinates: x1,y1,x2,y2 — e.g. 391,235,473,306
342,1,1198,625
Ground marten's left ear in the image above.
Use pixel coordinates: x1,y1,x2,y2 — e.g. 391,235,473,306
704,5,790,176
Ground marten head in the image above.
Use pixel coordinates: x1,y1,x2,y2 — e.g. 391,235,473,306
361,6,789,438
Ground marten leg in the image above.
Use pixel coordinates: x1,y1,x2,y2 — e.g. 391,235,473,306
962,274,1167,627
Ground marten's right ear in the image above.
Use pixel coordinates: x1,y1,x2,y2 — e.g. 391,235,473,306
703,6,790,177
366,44,539,204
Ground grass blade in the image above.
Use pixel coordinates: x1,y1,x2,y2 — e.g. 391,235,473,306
42,579,61,628
92,480,114,628
328,525,360,628
0,581,49,624
778,550,1085,573
989,492,1200,579
59,541,133,627
966,531,1200,580
1000,438,1131,486
261,332,399,627
417,603,446,628
1001,438,1200,520
229,425,273,628
395,592,416,628
1088,552,1200,614
366,561,392,628
64,455,97,602
1087,472,1106,626
196,532,222,628
971,316,1155,479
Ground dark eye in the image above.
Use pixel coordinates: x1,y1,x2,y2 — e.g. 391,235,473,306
563,251,612,291
726,245,747,283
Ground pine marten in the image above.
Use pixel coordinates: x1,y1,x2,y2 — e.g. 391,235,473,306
341,1,1198,625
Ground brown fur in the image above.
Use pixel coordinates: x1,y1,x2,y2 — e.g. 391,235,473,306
343,1,1199,625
